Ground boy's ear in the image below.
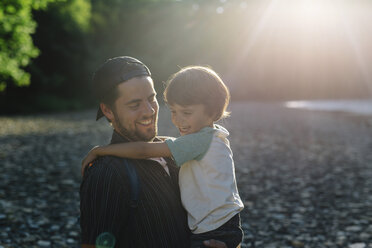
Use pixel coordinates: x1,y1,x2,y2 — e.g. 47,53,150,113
100,103,115,122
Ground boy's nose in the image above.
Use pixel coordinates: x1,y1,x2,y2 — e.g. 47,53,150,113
175,116,184,126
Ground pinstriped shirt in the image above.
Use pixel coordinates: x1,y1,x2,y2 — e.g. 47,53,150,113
80,131,190,247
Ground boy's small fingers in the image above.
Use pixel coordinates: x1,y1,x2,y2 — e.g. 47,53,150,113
203,239,227,248
81,162,93,177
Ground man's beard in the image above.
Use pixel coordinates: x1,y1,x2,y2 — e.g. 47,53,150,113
113,111,157,142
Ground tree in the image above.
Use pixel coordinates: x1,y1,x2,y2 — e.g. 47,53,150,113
29,0,91,97
0,0,56,92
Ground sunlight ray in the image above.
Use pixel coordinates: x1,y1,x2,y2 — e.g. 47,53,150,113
226,0,279,79
340,11,372,96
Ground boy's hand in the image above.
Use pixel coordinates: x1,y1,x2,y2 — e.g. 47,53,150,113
81,146,100,176
203,239,228,248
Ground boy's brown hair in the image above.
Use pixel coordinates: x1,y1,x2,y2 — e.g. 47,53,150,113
164,66,230,121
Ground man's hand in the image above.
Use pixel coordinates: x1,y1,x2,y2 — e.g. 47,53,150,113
203,239,228,248
81,146,100,176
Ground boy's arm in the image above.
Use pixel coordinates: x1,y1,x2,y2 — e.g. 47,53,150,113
96,141,171,159
82,142,172,175
156,136,173,141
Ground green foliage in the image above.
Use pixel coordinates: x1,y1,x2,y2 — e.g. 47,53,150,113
52,0,91,32
28,0,91,95
0,0,92,114
0,0,56,92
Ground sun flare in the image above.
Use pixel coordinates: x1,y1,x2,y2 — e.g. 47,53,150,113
226,0,372,99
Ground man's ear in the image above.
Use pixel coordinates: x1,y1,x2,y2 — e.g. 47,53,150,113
100,103,115,122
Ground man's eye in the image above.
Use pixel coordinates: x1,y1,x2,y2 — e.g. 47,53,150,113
129,104,140,109
183,112,192,115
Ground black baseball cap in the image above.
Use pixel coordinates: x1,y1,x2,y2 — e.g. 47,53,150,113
92,56,151,120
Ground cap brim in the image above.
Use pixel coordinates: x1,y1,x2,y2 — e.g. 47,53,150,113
96,107,104,121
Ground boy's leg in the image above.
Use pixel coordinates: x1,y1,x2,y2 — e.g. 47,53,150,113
190,213,243,248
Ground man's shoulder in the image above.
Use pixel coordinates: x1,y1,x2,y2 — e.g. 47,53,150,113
95,155,126,164
83,156,131,180
80,156,135,196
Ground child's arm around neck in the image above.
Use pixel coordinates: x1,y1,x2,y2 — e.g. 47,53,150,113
98,141,171,159
81,141,171,175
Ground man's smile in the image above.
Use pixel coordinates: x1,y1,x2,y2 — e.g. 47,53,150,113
137,117,154,127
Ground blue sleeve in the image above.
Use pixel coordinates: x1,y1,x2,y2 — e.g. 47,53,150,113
165,128,214,166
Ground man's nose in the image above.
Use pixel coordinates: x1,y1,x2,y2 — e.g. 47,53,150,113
143,101,155,115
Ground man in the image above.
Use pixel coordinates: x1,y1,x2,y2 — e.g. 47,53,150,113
80,56,227,247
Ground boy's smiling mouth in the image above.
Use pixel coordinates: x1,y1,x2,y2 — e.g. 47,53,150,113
179,127,190,135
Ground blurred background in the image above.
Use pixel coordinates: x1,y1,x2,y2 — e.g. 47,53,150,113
1,0,372,114
1,1,372,247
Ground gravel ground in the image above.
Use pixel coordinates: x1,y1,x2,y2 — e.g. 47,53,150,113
0,102,371,248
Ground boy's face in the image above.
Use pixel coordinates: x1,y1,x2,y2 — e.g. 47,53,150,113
169,104,214,136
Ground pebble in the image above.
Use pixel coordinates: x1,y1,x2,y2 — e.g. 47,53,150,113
69,231,79,237
346,225,363,232
21,208,33,213
23,235,36,242
67,238,75,244
51,235,62,241
291,240,304,247
37,240,51,247
349,243,366,248
50,225,60,232
360,233,371,240
336,236,347,246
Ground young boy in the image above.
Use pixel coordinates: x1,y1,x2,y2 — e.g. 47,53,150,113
82,66,244,248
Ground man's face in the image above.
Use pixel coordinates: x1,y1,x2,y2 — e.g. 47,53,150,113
110,76,159,141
